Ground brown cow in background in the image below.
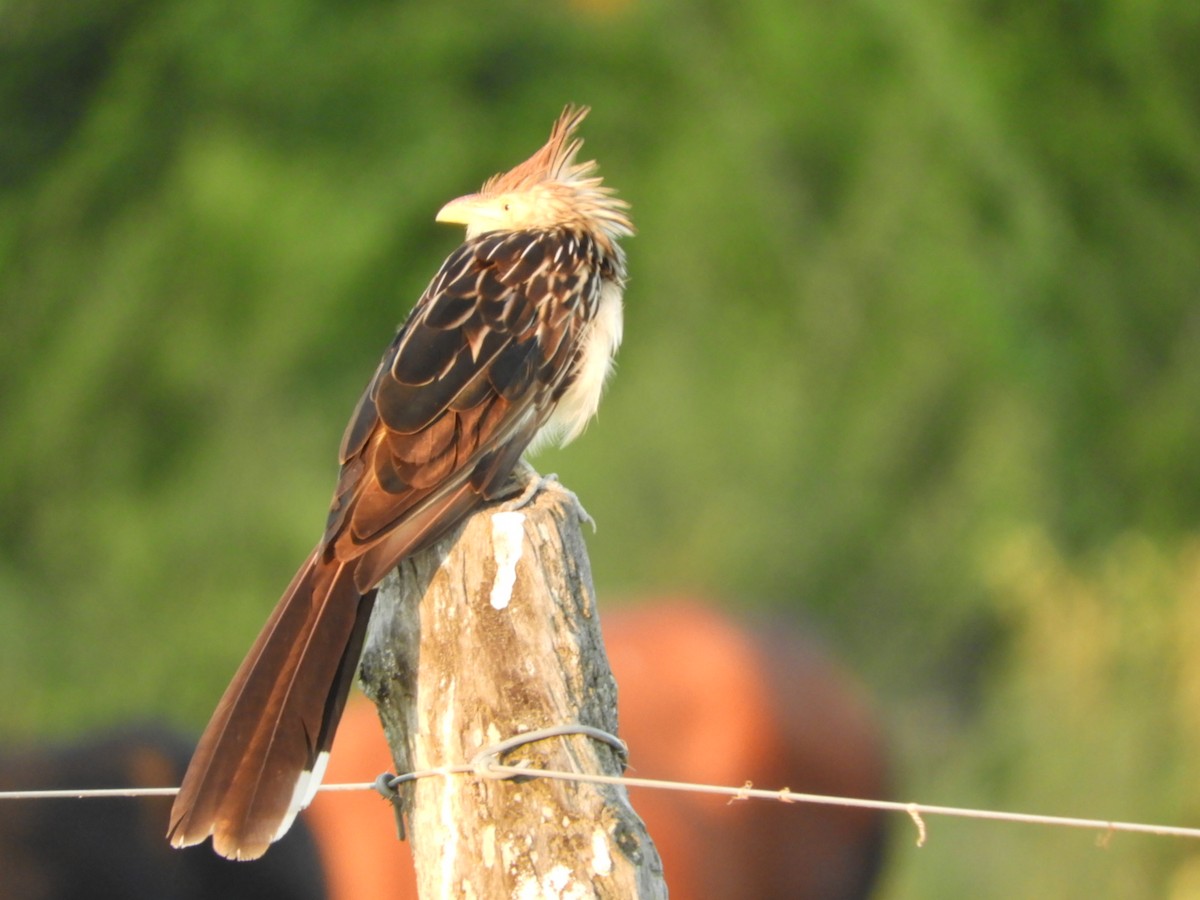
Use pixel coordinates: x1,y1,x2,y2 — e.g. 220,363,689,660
306,599,890,899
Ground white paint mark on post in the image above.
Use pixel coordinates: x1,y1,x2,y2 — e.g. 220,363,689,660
490,512,526,609
545,865,574,894
515,866,584,900
482,823,496,868
592,827,613,876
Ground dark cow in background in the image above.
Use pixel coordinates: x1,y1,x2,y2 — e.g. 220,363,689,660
0,728,326,900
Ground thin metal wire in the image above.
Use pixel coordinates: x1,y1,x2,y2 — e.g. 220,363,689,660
3,733,1200,845
0,787,180,800
474,768,1200,843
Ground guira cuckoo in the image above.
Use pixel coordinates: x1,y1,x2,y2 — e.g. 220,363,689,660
167,105,631,860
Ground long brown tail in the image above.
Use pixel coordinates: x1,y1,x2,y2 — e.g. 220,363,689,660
167,549,376,860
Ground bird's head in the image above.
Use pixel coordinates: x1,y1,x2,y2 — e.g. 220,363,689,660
436,105,633,251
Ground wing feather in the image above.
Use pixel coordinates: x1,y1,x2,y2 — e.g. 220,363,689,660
324,228,602,567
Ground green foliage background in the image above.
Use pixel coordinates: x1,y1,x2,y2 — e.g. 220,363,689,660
3,0,1200,895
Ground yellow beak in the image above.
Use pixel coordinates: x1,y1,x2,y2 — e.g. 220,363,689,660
435,193,493,226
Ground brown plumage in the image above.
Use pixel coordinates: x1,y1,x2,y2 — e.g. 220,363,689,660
168,105,631,860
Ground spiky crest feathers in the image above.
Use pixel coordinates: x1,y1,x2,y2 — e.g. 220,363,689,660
437,105,633,249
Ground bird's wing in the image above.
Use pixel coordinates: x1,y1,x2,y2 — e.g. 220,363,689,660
325,227,601,591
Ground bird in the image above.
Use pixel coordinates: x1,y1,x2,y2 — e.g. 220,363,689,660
167,105,632,861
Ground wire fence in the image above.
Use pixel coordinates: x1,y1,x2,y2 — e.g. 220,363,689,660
5,721,1200,849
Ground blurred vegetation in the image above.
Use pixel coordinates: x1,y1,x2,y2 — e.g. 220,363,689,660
3,0,1200,895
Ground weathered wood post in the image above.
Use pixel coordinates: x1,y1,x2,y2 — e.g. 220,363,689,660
357,477,667,898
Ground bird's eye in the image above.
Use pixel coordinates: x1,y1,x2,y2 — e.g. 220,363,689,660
502,203,511,212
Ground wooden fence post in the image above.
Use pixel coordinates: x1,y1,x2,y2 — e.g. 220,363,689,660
357,479,667,899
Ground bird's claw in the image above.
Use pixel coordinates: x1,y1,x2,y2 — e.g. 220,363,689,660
499,467,595,532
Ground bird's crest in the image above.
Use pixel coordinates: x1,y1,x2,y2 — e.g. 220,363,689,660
480,105,633,242
484,105,593,193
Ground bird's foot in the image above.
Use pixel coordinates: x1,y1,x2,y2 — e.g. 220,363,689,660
498,464,595,531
